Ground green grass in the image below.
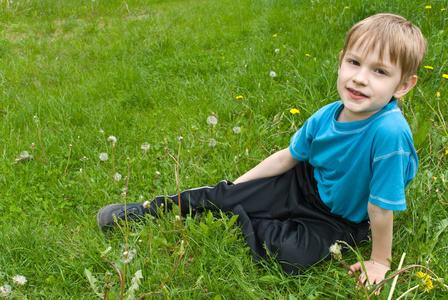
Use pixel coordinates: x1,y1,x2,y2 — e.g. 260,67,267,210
1,0,447,298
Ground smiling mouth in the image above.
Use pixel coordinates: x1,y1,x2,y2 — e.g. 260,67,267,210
348,88,367,97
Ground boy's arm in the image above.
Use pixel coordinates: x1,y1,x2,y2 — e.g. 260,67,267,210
233,147,299,184
349,202,392,289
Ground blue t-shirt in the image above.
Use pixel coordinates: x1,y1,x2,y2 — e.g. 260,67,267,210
289,100,418,223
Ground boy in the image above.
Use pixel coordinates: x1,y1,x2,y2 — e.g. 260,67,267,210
97,13,426,286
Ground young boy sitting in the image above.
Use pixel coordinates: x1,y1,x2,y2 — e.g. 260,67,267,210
97,13,426,286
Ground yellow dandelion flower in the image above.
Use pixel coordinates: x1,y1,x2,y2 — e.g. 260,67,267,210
442,8,446,11
443,74,448,79
235,95,243,99
345,6,349,9
432,176,438,181
426,5,432,9
273,33,278,37
437,92,440,98
424,66,434,69
290,108,300,114
416,272,434,292
305,53,310,56
445,149,448,155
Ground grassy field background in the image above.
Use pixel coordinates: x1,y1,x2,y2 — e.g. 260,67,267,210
1,0,447,298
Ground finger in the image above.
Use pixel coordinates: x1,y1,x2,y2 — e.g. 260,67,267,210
348,262,361,274
355,274,367,290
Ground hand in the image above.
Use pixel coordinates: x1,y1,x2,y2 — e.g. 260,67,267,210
349,260,390,295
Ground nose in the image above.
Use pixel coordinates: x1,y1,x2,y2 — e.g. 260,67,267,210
352,69,368,86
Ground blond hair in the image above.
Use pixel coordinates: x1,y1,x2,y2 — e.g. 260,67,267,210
341,13,426,84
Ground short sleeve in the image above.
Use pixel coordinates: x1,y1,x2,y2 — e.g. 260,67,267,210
289,119,312,161
369,127,418,211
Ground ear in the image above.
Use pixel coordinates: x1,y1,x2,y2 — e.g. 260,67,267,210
338,51,344,71
393,75,418,99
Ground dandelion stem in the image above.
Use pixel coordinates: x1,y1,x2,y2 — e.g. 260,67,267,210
153,174,158,200
102,132,108,154
167,152,185,235
31,148,47,164
101,258,123,298
83,158,89,186
62,144,72,177
119,157,131,300
247,110,253,138
124,157,131,240
176,139,182,232
111,143,115,182
103,285,108,300
114,217,125,237
338,259,370,299
120,263,126,300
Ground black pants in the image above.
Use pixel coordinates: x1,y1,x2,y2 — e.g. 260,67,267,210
148,161,370,274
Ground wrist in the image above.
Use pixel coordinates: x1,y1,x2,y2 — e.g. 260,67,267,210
369,258,391,268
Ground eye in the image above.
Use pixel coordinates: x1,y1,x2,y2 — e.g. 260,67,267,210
375,69,388,75
348,59,360,66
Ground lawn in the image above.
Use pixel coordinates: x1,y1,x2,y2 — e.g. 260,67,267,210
0,0,447,299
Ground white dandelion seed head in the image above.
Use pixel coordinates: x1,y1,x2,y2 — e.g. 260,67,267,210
329,243,342,259
20,151,31,159
329,243,341,255
12,275,27,286
275,48,280,53
99,129,104,134
208,138,217,147
155,171,161,176
0,284,12,296
31,143,35,149
143,201,150,208
122,248,137,264
178,136,183,142
114,173,122,181
206,116,218,126
100,152,109,161
141,142,150,150
33,116,39,123
79,168,83,173
233,126,241,134
107,136,117,144
175,215,181,221
269,71,277,77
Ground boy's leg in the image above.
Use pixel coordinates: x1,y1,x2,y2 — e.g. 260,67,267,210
236,208,370,275
97,161,317,231
150,159,319,218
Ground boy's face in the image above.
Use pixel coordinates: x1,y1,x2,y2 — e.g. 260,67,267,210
337,40,417,122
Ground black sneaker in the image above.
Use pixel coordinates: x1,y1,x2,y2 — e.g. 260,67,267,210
97,203,149,232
